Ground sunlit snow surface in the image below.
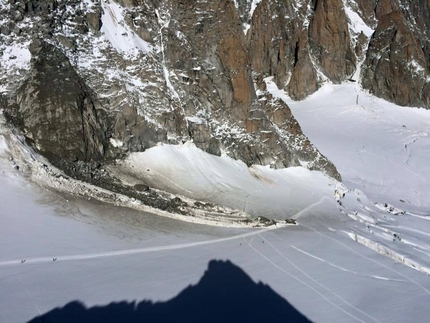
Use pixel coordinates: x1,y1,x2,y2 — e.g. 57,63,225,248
342,0,374,37
112,143,337,220
268,80,430,215
100,0,153,56
2,81,430,322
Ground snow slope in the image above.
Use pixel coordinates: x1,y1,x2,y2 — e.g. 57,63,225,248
100,0,153,56
267,79,430,215
2,170,430,323
111,142,339,220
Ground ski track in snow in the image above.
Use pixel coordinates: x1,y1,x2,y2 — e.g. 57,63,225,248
408,213,430,221
384,225,430,239
414,248,430,260
23,287,41,316
270,233,407,283
300,223,430,297
260,233,383,323
245,236,370,323
0,195,333,268
0,226,277,267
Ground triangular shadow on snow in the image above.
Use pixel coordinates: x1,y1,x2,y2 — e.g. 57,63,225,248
28,259,312,323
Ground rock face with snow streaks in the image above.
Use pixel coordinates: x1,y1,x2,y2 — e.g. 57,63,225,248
0,0,342,181
360,0,430,108
1,0,429,190
309,0,356,83
15,42,108,163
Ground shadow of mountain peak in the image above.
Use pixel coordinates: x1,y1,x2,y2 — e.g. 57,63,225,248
29,259,312,323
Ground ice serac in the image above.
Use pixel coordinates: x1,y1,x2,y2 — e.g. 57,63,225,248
361,0,430,108
309,0,356,83
14,42,108,163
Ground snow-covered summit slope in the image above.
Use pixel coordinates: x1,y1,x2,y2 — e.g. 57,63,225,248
268,80,430,215
260,79,430,276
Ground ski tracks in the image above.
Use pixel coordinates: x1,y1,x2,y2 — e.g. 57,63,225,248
245,233,382,323
299,223,430,297
289,244,406,283
0,197,334,268
0,226,277,267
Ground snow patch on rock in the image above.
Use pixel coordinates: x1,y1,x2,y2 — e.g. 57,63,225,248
101,0,153,56
342,0,374,37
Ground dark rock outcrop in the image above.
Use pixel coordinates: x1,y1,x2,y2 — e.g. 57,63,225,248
247,0,320,100
286,32,319,100
309,0,356,83
113,106,167,153
86,11,102,33
15,42,107,162
361,0,430,108
353,0,379,28
247,0,291,90
160,0,339,177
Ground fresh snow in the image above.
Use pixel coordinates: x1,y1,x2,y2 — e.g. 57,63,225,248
249,0,262,19
112,142,338,220
186,116,205,124
2,167,430,323
241,0,262,35
267,80,430,215
0,41,31,92
265,77,430,276
343,0,374,37
100,0,153,56
0,42,31,72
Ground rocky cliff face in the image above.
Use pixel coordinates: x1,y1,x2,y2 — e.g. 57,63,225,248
15,41,108,163
309,0,356,83
0,0,429,188
246,0,429,106
360,0,430,108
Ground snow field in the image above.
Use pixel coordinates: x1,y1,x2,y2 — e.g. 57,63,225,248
2,176,430,323
113,142,338,220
